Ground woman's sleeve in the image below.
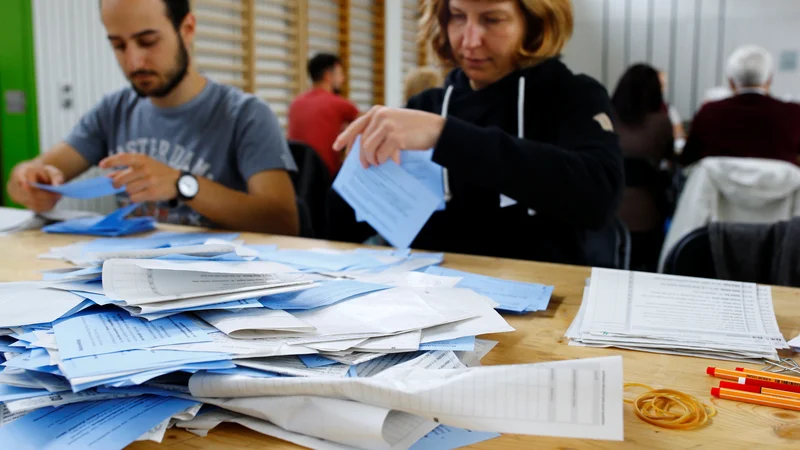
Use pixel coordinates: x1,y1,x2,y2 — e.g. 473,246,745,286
430,77,624,229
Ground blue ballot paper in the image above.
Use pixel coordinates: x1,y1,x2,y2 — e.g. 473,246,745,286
333,136,443,249
260,279,389,310
425,266,554,312
59,349,230,380
419,336,476,352
409,425,500,450
298,354,339,368
53,311,212,360
261,249,385,271
33,176,125,199
400,149,446,211
43,203,155,237
78,231,240,254
0,395,198,450
204,367,282,378
0,384,56,403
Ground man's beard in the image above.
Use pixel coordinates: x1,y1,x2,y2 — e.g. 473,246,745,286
333,87,342,96
130,36,190,98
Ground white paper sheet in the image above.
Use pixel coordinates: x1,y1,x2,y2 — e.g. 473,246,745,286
415,289,513,343
235,356,351,377
102,259,307,303
175,410,354,449
291,288,473,338
455,339,498,367
190,356,624,440
187,396,437,450
0,289,86,328
355,330,422,353
86,243,238,261
122,283,313,315
159,332,317,358
0,404,30,427
4,389,141,414
356,272,461,289
197,309,314,338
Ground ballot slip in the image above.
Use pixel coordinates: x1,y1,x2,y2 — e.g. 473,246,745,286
566,268,787,362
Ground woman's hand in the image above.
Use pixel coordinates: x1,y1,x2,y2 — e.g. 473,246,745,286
333,106,446,168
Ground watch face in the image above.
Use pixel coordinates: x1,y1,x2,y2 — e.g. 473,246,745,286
178,175,199,198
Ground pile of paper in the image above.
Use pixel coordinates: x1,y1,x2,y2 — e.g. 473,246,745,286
0,207,100,236
0,232,574,449
566,268,788,362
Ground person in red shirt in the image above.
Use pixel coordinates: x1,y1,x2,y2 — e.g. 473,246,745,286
681,45,800,166
288,54,360,177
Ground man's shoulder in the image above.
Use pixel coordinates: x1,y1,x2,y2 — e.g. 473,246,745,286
206,81,275,119
95,86,141,112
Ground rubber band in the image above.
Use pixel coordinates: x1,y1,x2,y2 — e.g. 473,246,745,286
624,383,716,430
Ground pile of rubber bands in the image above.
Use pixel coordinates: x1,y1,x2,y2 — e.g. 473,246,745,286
624,383,717,430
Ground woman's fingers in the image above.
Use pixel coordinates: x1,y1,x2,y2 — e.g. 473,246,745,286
334,107,378,151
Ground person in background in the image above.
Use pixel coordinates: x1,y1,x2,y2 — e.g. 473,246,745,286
7,0,298,235
288,54,360,178
403,67,444,103
681,45,800,166
658,71,687,152
328,0,623,266
612,64,675,271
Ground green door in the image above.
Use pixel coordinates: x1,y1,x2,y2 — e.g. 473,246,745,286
0,0,40,206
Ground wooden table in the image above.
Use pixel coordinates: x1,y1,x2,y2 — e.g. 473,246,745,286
2,226,800,449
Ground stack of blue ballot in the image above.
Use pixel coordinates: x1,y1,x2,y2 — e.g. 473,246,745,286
42,203,155,236
35,176,155,236
0,232,556,449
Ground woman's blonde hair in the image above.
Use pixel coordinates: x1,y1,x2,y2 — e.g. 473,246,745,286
404,67,445,101
419,0,573,68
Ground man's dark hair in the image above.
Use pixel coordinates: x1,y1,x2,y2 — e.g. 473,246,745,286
161,0,191,30
308,53,342,83
100,0,190,30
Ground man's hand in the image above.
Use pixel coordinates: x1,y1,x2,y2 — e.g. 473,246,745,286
99,153,181,203
333,106,446,168
8,162,65,213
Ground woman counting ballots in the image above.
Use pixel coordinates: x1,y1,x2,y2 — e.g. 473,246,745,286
329,0,623,266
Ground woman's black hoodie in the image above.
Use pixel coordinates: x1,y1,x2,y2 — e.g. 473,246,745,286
330,58,623,265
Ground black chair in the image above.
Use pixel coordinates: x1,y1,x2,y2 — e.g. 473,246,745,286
296,197,315,238
661,226,716,278
288,141,332,238
584,216,631,270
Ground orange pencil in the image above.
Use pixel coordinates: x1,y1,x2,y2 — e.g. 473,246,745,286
707,367,800,391
711,386,800,412
735,367,800,384
719,381,800,400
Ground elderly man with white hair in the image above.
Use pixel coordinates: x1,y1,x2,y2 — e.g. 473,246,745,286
681,45,800,166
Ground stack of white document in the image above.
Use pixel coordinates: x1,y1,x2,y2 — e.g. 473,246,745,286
566,268,788,362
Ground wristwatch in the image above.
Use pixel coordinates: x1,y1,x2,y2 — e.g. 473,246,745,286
175,171,199,201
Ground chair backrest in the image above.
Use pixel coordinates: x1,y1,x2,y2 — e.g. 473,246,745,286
662,226,716,278
288,140,332,238
584,216,631,270
295,197,314,238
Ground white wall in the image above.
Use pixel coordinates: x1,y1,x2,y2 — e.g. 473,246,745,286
563,0,800,120
32,0,126,213
32,0,127,153
384,0,404,108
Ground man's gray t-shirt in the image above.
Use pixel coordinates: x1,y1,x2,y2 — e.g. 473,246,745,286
65,78,296,226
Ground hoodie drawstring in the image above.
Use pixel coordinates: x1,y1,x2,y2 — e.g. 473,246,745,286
441,77,534,215
441,85,455,202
